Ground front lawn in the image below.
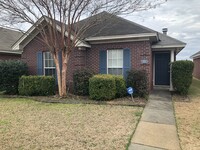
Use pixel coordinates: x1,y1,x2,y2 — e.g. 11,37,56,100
174,78,200,150
0,98,142,150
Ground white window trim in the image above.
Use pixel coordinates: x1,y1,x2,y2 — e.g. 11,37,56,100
107,49,123,75
43,52,56,75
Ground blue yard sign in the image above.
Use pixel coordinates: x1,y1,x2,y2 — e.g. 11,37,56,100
127,87,134,95
127,87,134,102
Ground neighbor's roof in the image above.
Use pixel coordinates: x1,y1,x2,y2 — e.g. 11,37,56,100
0,27,22,52
190,51,200,59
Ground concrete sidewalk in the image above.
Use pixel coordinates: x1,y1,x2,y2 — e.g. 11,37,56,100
129,90,181,150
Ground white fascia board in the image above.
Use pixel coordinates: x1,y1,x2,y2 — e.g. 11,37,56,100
76,41,91,48
190,54,200,59
85,33,158,41
151,44,186,49
48,20,91,48
12,17,45,50
12,17,90,50
0,50,22,54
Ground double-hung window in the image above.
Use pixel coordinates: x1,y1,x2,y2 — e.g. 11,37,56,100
107,50,123,75
43,52,56,76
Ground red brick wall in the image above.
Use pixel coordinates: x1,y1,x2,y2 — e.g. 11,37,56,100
21,36,47,75
0,53,21,60
86,41,153,90
193,58,200,80
21,34,86,82
22,36,153,91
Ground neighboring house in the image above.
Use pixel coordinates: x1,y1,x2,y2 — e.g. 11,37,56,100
0,12,186,91
0,28,22,60
190,51,200,79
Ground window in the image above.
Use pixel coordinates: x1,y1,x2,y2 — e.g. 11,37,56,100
43,52,56,76
107,50,123,75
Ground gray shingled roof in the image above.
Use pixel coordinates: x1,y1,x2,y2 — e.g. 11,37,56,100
152,33,186,48
10,11,186,52
77,12,185,49
77,11,155,39
190,51,200,59
0,27,23,51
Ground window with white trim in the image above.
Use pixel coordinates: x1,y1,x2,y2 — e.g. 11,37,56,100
43,52,56,76
107,49,123,75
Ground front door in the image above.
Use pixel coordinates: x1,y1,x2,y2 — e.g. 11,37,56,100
155,52,170,85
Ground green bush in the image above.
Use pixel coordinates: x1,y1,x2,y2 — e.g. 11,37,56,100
73,69,94,96
89,74,116,100
0,60,28,94
113,75,126,98
18,76,55,96
172,60,194,95
126,69,148,97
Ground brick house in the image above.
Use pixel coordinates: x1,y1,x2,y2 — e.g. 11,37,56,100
190,51,200,79
0,12,186,91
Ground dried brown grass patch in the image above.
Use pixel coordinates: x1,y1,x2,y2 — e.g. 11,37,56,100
174,96,200,150
0,98,142,150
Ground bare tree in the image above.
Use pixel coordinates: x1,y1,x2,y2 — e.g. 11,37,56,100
0,0,166,97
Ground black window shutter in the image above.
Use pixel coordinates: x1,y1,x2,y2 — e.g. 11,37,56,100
99,50,107,74
123,48,131,78
37,51,43,75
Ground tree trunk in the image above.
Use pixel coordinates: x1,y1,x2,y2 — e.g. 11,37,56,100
60,53,70,97
54,53,62,96
61,63,67,97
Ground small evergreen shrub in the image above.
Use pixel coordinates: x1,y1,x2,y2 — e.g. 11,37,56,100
18,76,55,96
89,74,116,100
0,60,28,94
126,69,148,97
73,69,94,96
172,60,194,95
113,75,126,98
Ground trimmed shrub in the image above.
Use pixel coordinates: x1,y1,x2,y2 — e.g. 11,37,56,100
89,74,116,100
0,60,28,94
73,69,94,96
172,60,194,95
126,69,148,97
18,76,55,96
113,75,127,98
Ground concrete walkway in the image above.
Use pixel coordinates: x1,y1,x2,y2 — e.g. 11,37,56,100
129,89,181,150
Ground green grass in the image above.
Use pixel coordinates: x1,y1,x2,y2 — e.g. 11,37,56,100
188,78,200,96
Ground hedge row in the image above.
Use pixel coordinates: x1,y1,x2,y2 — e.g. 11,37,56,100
172,60,194,95
0,60,28,94
18,76,55,96
89,74,126,100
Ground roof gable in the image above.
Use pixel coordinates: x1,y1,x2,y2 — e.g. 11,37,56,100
10,11,186,52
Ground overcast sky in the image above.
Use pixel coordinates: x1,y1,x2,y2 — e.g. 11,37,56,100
124,0,200,60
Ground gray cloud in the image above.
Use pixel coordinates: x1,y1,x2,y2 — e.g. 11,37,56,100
125,0,200,60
